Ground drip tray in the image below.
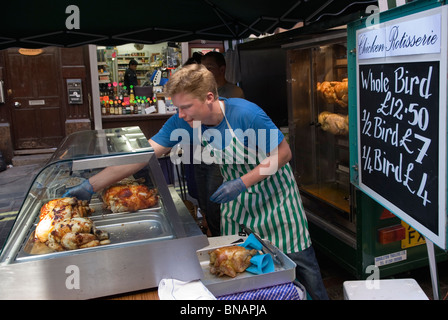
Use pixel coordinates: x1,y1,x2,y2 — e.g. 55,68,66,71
93,212,173,243
17,210,174,262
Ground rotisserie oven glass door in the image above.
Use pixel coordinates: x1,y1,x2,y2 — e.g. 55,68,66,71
289,41,352,227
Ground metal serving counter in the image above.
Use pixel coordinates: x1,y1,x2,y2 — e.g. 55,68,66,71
0,127,208,299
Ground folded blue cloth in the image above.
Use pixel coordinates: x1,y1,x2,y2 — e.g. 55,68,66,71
238,233,263,251
247,254,275,274
238,233,275,275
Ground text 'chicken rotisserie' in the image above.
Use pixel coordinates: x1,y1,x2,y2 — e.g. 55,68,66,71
35,197,110,252
209,246,258,278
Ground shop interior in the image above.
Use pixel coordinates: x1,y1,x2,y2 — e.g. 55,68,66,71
97,41,225,116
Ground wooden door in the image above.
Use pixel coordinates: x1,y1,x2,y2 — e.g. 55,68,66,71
6,48,64,149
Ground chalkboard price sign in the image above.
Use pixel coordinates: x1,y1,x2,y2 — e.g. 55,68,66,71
354,6,447,249
359,61,439,234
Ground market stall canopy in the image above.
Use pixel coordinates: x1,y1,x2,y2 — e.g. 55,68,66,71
0,0,377,49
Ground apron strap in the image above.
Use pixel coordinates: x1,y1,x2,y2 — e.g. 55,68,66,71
219,100,236,139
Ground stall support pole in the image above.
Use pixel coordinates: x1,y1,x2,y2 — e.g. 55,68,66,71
426,240,440,300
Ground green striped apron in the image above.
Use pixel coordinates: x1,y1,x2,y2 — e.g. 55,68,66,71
202,102,311,254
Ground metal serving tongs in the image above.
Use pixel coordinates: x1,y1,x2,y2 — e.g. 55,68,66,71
240,225,282,265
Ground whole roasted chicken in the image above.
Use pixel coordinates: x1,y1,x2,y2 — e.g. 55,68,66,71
209,246,258,278
102,180,158,213
47,217,110,251
318,111,349,135
35,197,110,251
317,79,348,107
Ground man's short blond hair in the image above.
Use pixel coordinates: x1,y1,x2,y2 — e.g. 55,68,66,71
166,63,218,101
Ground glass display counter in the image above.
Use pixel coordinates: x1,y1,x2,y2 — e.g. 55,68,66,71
0,126,208,299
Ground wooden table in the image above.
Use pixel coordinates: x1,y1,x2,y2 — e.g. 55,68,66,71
104,288,159,300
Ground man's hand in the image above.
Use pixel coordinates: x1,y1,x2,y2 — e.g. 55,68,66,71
63,179,94,201
210,178,246,203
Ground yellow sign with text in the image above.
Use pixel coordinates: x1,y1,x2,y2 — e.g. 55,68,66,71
18,48,43,56
401,221,426,249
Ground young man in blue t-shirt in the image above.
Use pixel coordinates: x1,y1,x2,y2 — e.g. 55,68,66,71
67,64,328,299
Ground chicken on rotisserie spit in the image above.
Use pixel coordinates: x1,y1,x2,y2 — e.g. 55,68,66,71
316,79,348,108
35,197,109,251
102,181,158,213
209,246,258,278
318,111,349,135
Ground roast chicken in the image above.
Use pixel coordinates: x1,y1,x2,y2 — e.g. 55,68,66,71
209,246,258,278
318,111,349,135
102,181,158,213
316,79,348,107
47,217,110,251
35,197,92,243
35,197,110,251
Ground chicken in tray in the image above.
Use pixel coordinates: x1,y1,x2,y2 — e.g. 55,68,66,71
35,197,110,252
209,246,258,278
102,180,158,213
47,217,110,251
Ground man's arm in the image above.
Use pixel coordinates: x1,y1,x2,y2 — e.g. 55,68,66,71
148,138,172,157
87,139,172,192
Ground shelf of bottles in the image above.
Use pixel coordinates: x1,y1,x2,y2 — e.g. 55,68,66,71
100,83,157,116
117,53,154,85
97,48,118,84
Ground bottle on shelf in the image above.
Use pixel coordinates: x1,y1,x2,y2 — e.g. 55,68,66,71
101,100,106,115
107,83,113,98
118,100,123,115
135,97,140,114
129,85,135,102
145,97,151,113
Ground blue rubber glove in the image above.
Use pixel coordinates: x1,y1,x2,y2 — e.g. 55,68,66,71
210,178,246,203
63,179,94,201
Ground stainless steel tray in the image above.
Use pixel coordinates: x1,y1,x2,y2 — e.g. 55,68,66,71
197,235,296,297
16,207,174,262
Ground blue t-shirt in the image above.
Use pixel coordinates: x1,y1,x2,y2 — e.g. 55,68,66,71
151,98,283,154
